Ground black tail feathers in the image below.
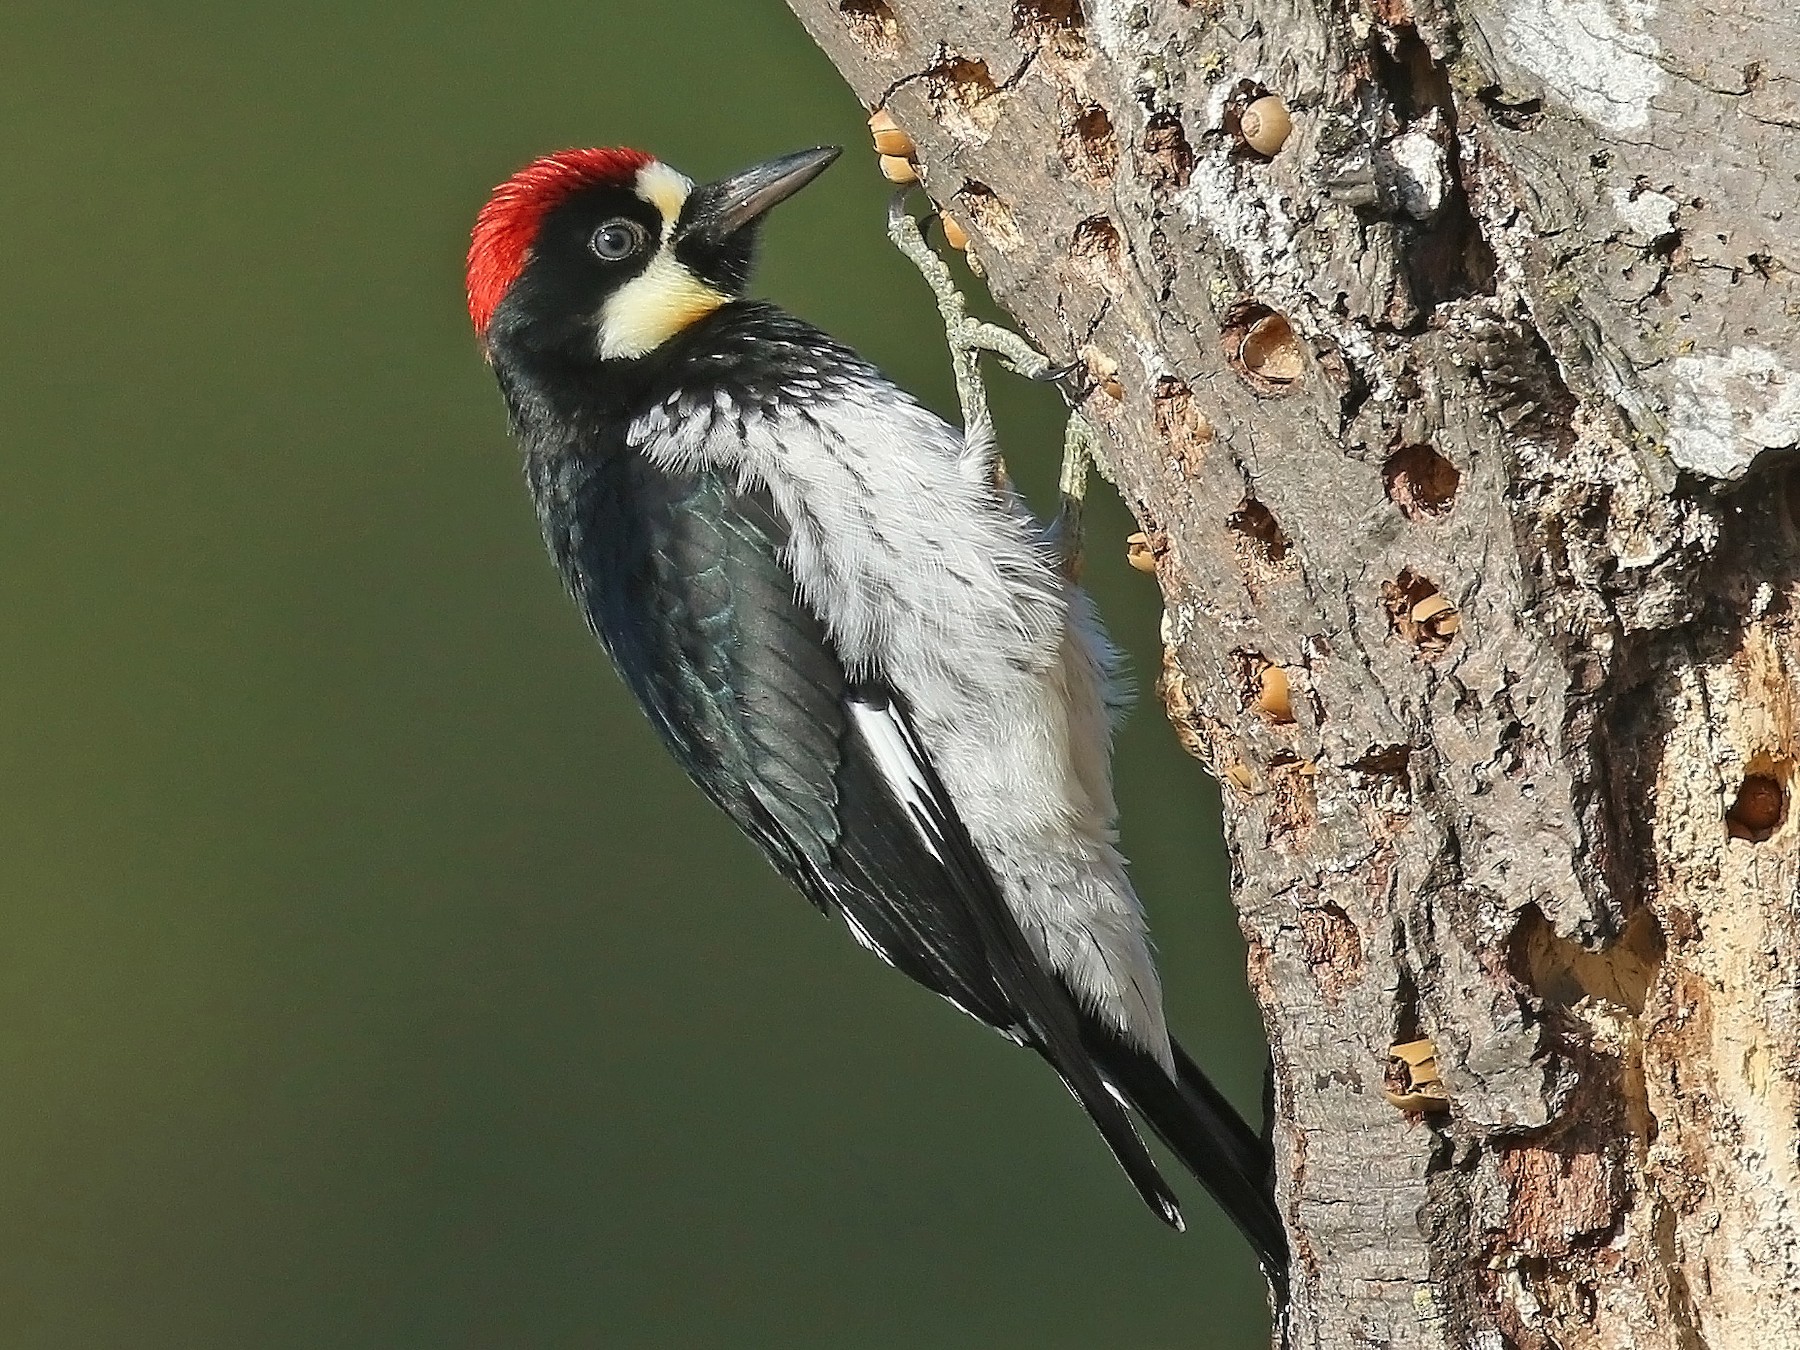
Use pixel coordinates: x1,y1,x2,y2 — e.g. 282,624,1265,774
1083,1021,1289,1281
1047,1059,1189,1233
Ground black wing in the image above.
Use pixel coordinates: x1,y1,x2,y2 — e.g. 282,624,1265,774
531,447,1185,1228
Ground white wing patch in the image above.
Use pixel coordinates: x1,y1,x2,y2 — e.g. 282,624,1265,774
845,696,944,863
838,910,895,967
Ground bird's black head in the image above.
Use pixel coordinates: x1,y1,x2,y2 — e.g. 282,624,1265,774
468,146,839,368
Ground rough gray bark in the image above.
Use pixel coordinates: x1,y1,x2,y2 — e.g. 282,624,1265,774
786,0,1800,1345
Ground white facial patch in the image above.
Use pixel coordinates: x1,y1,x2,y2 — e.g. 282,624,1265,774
633,161,694,239
598,252,728,359
597,160,724,360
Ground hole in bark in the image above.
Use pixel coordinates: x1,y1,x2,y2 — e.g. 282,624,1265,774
1406,202,1498,312
1140,112,1194,190
1508,905,1663,1017
923,56,1003,140
1383,443,1461,520
1384,1036,1450,1112
1780,461,1800,541
837,0,899,54
1299,903,1364,1001
1370,23,1453,121
1393,968,1423,1044
1382,973,1447,1113
1319,342,1371,427
1070,215,1123,284
1152,378,1213,476
1267,754,1317,837
1348,744,1411,777
1382,569,1460,656
1476,86,1544,131
1363,26,1498,310
1232,650,1295,724
1222,303,1304,393
1727,759,1789,842
1061,102,1117,184
956,181,1021,251
1012,0,1086,57
1733,767,1790,835
1228,498,1291,566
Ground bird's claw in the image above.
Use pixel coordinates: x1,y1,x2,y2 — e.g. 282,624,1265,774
884,181,1087,566
998,353,1055,381
886,187,919,233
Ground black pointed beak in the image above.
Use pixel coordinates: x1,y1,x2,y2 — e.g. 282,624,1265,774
676,146,841,246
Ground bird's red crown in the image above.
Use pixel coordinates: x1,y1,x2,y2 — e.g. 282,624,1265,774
467,147,656,334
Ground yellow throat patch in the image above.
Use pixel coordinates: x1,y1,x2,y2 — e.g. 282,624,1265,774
596,163,728,360
598,253,727,359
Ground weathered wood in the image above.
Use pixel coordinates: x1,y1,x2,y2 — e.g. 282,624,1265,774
785,0,1800,1344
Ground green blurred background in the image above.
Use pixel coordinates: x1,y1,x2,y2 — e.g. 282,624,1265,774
1,3,1269,1345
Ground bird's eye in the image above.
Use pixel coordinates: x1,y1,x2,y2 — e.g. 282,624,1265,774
590,219,649,262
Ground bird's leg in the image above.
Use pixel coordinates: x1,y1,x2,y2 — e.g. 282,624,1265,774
886,192,1061,464
1052,411,1099,580
887,191,1103,580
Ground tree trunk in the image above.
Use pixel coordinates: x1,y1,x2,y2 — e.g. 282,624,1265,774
785,0,1800,1344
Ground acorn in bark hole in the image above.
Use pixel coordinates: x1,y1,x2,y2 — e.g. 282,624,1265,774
1257,666,1294,723
868,107,916,158
1728,773,1786,839
1239,313,1303,383
1240,96,1291,156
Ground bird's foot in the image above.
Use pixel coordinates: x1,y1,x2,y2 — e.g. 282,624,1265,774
957,319,1065,383
887,189,1097,579
886,189,1072,440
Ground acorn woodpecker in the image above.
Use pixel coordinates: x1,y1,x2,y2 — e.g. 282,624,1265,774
466,144,1286,1273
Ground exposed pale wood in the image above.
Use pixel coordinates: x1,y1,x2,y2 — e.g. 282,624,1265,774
786,0,1800,1344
